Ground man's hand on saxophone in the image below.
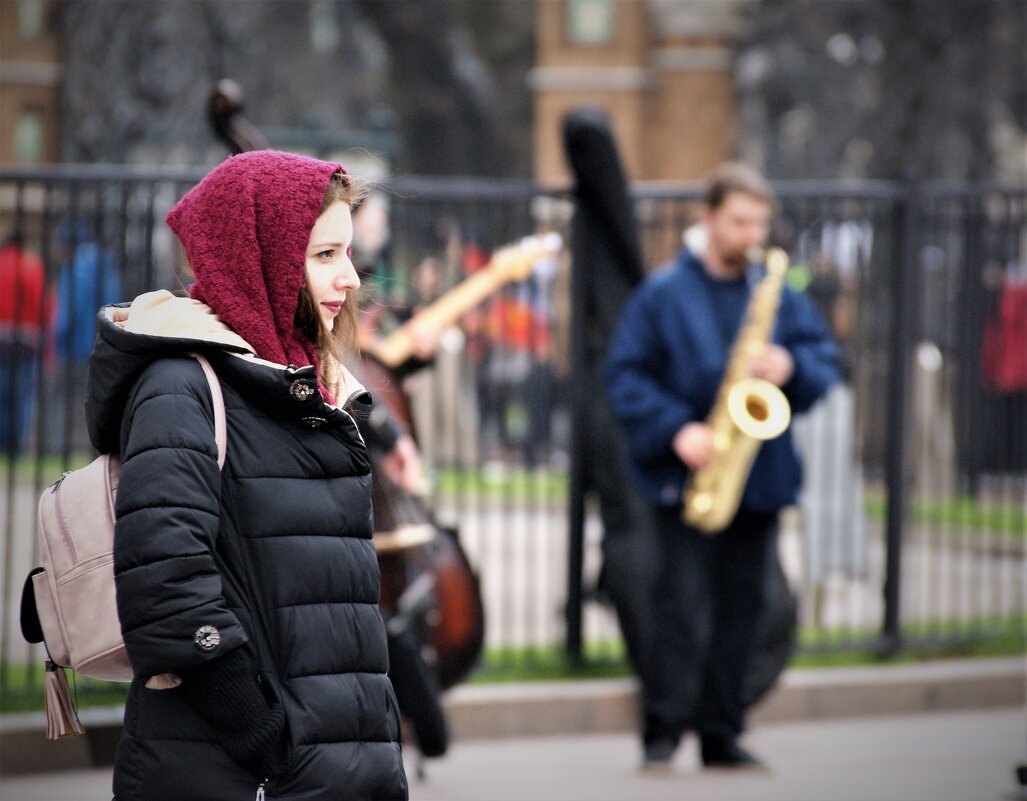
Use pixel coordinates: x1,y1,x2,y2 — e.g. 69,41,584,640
673,422,716,470
750,343,794,387
673,343,793,472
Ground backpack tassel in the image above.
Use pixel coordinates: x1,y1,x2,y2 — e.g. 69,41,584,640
44,659,84,739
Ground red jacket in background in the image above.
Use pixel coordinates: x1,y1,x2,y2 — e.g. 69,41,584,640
983,282,1027,393
0,242,52,345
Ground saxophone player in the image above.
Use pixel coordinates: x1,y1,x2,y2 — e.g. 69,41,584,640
605,163,840,772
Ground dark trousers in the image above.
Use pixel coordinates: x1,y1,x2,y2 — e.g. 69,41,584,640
643,505,776,747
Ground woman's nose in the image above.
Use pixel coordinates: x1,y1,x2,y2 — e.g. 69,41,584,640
337,261,360,291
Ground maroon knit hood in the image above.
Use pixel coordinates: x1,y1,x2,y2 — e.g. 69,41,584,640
166,150,346,375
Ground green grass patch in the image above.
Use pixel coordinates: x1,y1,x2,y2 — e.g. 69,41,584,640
1,619,1021,713
468,643,631,684
0,663,128,714
433,465,568,502
469,616,1025,684
0,454,91,485
791,627,1025,668
792,612,1024,666
427,468,1027,539
864,492,1026,536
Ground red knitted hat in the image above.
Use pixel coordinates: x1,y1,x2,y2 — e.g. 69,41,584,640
166,150,347,374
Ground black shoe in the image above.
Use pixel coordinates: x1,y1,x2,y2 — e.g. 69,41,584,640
641,739,676,772
700,738,768,771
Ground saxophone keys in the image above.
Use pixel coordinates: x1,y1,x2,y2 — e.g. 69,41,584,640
691,493,713,514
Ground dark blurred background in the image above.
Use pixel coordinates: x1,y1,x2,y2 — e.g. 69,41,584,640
3,0,1023,184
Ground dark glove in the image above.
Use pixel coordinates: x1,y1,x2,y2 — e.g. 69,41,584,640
179,647,291,778
356,400,404,453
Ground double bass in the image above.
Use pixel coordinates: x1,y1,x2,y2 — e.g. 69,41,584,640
360,356,484,695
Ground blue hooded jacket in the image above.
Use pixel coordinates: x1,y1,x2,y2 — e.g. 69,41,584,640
604,247,840,511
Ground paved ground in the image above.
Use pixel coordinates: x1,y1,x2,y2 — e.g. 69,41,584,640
2,707,1022,801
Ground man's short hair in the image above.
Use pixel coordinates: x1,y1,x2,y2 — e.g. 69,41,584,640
704,162,774,210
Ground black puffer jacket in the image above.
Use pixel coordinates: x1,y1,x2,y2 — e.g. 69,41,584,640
88,299,408,801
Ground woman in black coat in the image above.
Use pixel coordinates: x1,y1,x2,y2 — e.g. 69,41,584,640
87,151,409,801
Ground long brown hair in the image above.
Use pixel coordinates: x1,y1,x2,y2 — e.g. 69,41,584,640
295,171,368,388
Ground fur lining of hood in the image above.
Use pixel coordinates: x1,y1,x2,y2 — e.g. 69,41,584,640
107,290,365,402
111,289,254,352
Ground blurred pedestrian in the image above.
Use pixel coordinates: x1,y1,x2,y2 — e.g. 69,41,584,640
0,232,52,454
49,218,122,455
789,254,869,617
605,162,839,771
55,218,122,366
87,151,408,800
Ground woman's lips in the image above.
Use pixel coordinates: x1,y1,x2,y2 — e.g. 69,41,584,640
321,301,343,316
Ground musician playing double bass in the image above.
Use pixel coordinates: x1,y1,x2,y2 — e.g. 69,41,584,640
350,202,522,764
604,163,840,772
347,199,454,761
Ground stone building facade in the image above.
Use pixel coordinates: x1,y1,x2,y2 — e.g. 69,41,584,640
531,0,746,184
0,0,60,164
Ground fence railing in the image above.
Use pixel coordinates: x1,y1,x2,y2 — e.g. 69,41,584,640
1,166,1023,707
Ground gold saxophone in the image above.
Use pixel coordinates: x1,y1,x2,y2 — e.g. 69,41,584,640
682,247,792,534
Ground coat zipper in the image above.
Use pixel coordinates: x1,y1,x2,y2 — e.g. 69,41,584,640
255,778,269,800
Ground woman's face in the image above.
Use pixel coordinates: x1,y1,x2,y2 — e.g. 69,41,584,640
305,200,360,330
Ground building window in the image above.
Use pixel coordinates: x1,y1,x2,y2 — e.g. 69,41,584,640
14,110,44,163
17,0,46,39
565,0,615,46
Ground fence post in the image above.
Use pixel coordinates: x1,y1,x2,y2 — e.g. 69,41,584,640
956,194,986,494
565,223,586,667
882,183,918,654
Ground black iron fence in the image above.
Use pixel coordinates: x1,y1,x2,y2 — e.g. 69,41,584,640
0,166,1023,706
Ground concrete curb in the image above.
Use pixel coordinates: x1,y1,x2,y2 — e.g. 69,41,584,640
445,656,1025,739
1,656,1022,776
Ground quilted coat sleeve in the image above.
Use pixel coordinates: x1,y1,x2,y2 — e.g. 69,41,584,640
113,357,248,677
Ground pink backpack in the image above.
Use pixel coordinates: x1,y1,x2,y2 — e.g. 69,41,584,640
20,353,226,737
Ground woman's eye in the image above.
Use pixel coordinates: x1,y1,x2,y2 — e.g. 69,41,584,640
318,249,335,260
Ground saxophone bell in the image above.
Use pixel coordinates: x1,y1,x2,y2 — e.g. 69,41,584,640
727,378,790,441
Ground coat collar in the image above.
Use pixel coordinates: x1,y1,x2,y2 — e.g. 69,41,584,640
207,351,371,431
87,291,370,451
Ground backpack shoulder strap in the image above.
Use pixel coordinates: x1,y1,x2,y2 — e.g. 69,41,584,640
187,352,227,469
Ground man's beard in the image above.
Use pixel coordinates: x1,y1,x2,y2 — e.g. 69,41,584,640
721,248,749,270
